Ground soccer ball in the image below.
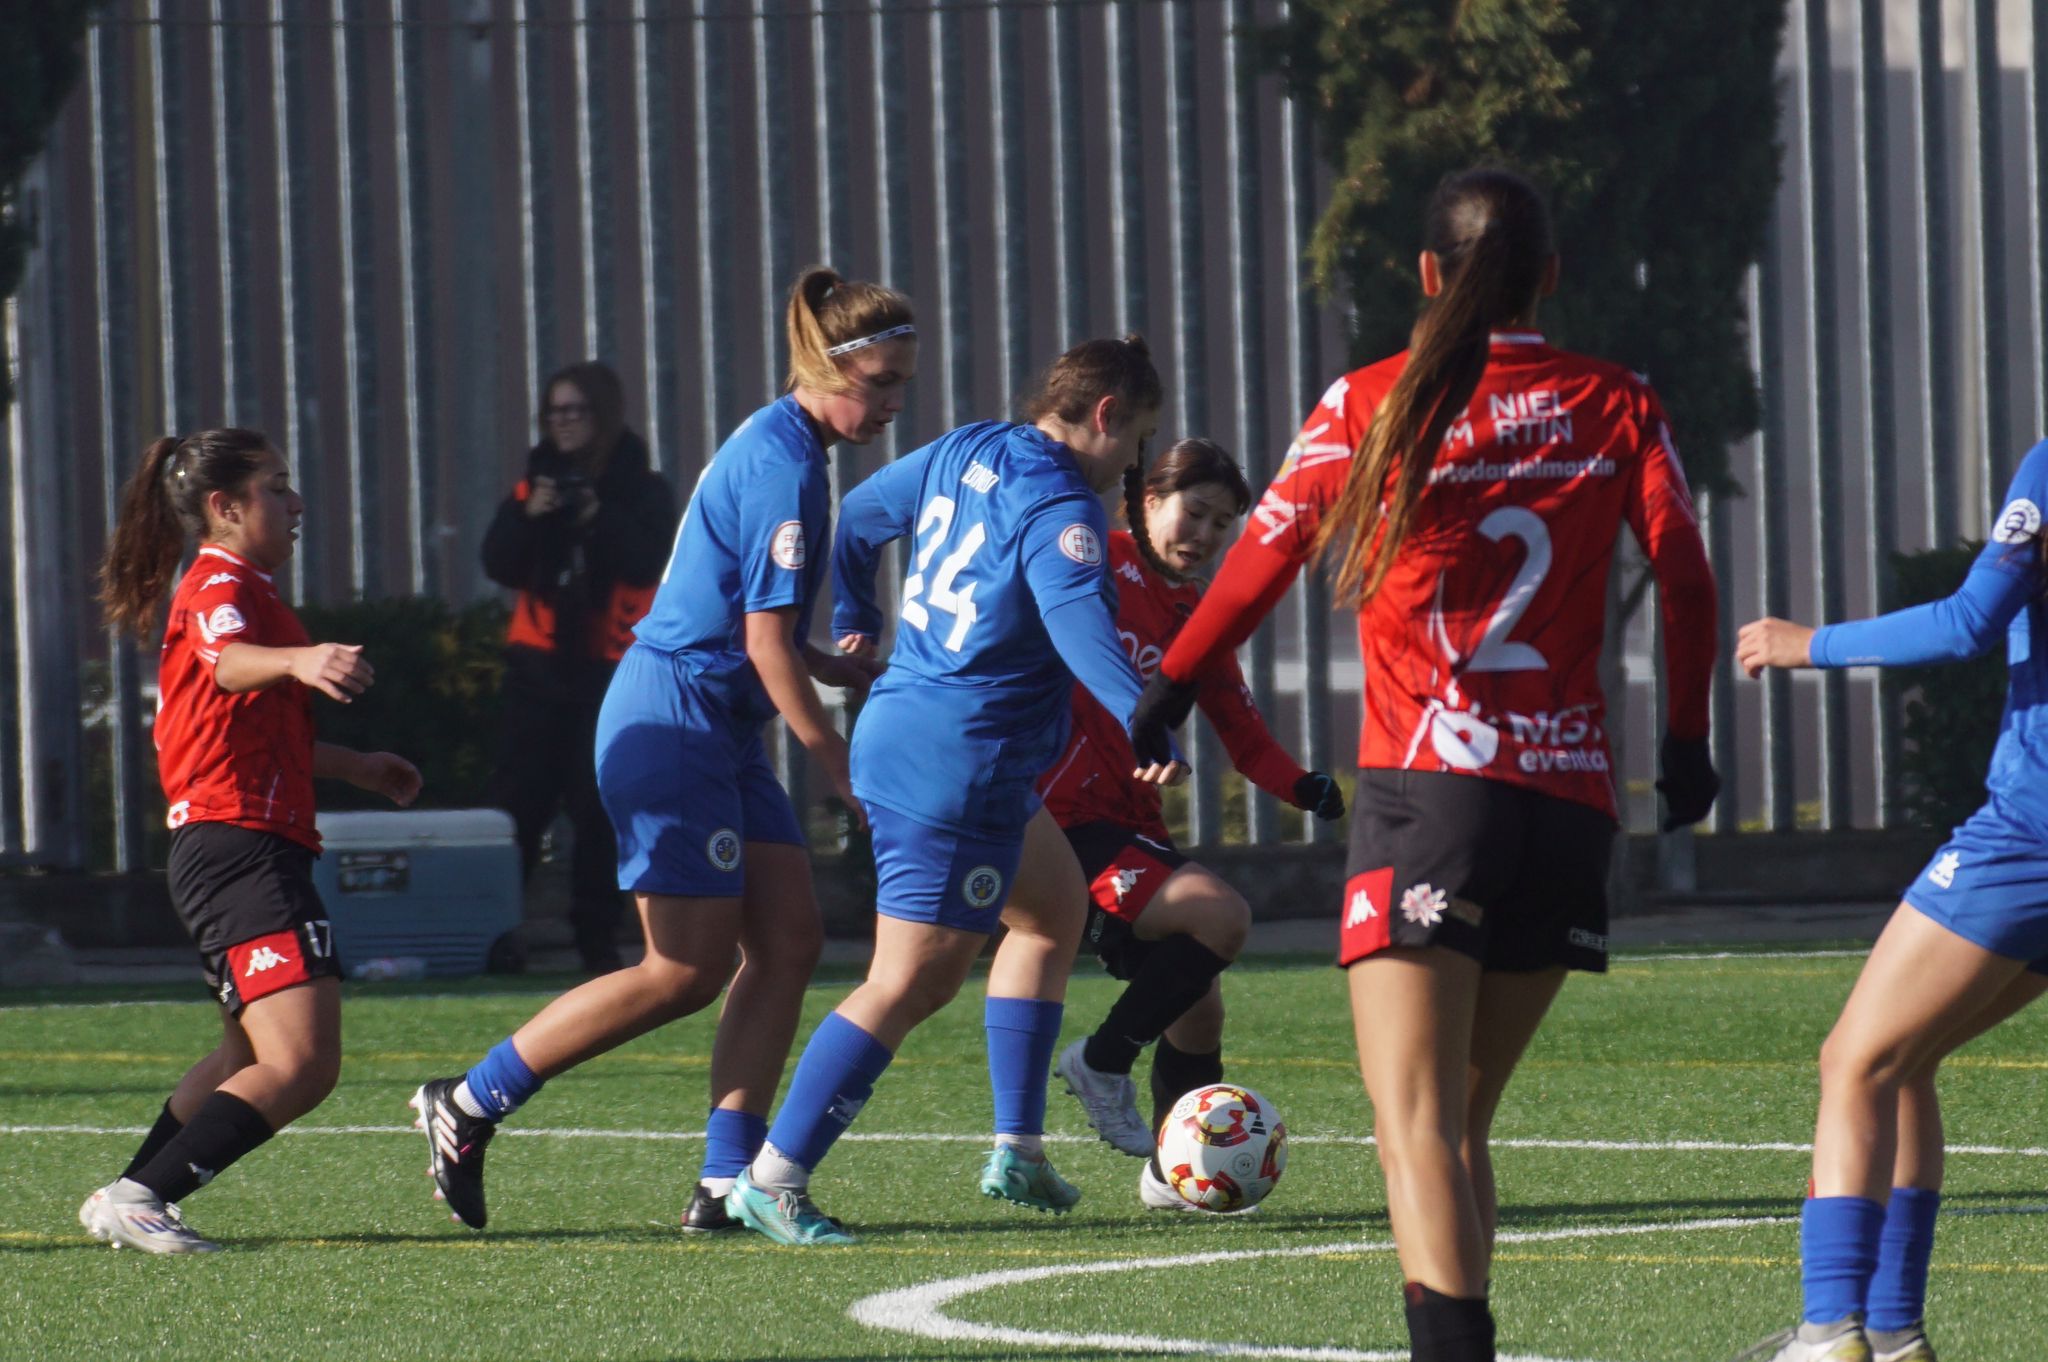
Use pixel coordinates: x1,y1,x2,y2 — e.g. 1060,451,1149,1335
1155,1083,1287,1212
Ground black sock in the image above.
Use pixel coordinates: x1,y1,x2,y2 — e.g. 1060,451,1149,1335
120,1101,185,1181
130,1092,275,1203
1403,1283,1495,1362
1082,935,1231,1074
1149,1035,1223,1132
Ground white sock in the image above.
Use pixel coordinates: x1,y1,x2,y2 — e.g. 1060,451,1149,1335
749,1142,809,1194
995,1132,1044,1160
451,1080,491,1120
699,1175,736,1198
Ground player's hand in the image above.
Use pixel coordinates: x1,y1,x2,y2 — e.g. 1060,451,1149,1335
1735,616,1815,678
808,650,884,695
351,752,423,808
1656,733,1719,831
811,735,866,832
291,643,373,703
524,476,562,519
1291,771,1346,821
1132,758,1189,787
836,632,878,660
1128,672,1199,766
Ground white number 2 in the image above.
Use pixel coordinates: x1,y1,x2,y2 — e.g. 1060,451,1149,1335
900,495,987,651
1464,506,1550,674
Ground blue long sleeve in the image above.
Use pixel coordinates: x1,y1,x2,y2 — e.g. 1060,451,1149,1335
1042,597,1183,764
831,454,924,639
1811,553,2035,668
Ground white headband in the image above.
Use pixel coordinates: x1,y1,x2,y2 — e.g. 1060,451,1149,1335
826,323,916,357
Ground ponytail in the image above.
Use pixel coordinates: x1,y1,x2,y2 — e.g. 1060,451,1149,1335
1313,168,1553,607
98,428,272,637
1122,463,1175,577
784,264,916,395
1020,333,1163,428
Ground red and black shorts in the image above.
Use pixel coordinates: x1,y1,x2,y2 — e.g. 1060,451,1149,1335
1062,821,1188,981
167,823,341,1015
1341,770,1616,973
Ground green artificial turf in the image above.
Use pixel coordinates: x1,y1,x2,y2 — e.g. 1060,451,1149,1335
3,948,2043,1360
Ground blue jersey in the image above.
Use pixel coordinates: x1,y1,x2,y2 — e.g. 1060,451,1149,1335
834,420,1147,836
1811,439,2048,834
633,395,830,722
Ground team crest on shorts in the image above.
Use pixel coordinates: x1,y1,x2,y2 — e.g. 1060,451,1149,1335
771,520,807,569
706,828,742,871
962,865,1004,909
1058,524,1102,565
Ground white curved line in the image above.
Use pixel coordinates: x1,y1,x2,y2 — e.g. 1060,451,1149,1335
846,1215,1788,1362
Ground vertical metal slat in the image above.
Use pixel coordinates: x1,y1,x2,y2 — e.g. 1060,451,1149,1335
393,0,433,594
333,0,376,595
1854,0,1900,824
633,1,676,469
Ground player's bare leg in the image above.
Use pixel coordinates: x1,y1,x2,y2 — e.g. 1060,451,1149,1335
713,842,825,1115
1464,966,1567,1253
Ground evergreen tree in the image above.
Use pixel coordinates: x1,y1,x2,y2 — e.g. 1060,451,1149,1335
1264,0,1787,494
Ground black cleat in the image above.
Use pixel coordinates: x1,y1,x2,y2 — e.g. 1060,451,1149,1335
411,1078,496,1230
680,1182,741,1233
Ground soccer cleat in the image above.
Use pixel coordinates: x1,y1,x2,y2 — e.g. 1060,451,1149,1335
725,1170,856,1246
680,1182,740,1233
1869,1327,1935,1362
411,1078,496,1230
1730,1319,1871,1362
1054,1039,1154,1157
979,1145,1081,1214
80,1178,220,1254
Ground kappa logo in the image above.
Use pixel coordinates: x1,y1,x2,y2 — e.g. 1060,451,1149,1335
198,603,248,642
202,572,240,588
1058,524,1102,566
706,829,742,872
770,520,807,570
1992,497,2042,545
1116,559,1146,586
1110,867,1145,902
243,944,294,976
962,865,1004,909
166,800,192,830
1344,887,1379,928
1929,850,1961,889
1400,883,1448,927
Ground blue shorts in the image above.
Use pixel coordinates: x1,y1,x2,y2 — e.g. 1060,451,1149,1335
1903,799,2048,973
595,644,805,897
867,804,1023,934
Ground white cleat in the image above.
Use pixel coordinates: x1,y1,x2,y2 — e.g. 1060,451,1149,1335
80,1178,220,1254
1053,1039,1153,1157
1730,1320,1871,1362
1869,1326,1935,1362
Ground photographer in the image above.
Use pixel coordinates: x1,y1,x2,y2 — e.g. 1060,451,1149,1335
481,361,678,973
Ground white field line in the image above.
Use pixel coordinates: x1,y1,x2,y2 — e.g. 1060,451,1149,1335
0,947,1883,1014
5,1123,2048,1161
845,1214,1792,1362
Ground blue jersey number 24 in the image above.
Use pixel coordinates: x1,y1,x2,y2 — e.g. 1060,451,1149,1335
901,495,986,651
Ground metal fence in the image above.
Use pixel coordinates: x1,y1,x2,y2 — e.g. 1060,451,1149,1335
2,0,2044,871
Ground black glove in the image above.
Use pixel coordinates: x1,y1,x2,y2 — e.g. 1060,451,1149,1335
1290,771,1346,821
1128,672,1199,769
1656,734,1719,831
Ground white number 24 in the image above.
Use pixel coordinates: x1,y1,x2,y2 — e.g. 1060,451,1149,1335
900,495,987,651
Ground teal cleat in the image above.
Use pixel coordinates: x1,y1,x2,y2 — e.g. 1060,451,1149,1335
979,1144,1081,1214
724,1170,856,1246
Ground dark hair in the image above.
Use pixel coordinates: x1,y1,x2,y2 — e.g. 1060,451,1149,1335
1019,333,1163,428
540,359,626,460
785,264,916,394
99,428,272,637
1121,437,1253,577
1314,167,1554,606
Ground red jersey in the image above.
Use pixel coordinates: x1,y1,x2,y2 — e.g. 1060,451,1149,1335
156,545,321,851
1040,531,1308,840
1161,333,1718,819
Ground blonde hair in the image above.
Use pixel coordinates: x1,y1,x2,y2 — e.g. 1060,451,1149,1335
784,265,916,395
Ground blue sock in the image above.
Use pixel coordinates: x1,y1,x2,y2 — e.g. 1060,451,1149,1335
1866,1187,1941,1331
761,1012,894,1172
1801,1195,1887,1325
463,1037,543,1121
985,996,1063,1136
700,1107,768,1183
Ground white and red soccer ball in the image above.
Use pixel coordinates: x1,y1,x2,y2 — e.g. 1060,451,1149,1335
1156,1083,1287,1212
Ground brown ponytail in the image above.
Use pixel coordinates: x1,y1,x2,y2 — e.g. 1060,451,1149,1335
1122,436,1253,578
98,428,271,637
1020,333,1163,428
784,264,916,395
1313,168,1554,607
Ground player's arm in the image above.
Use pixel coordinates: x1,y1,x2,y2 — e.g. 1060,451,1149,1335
1623,399,1719,741
745,607,863,827
831,449,927,650
1193,653,1342,819
215,641,376,703
313,742,422,807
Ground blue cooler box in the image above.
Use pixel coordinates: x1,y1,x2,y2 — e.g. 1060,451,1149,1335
311,809,521,977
